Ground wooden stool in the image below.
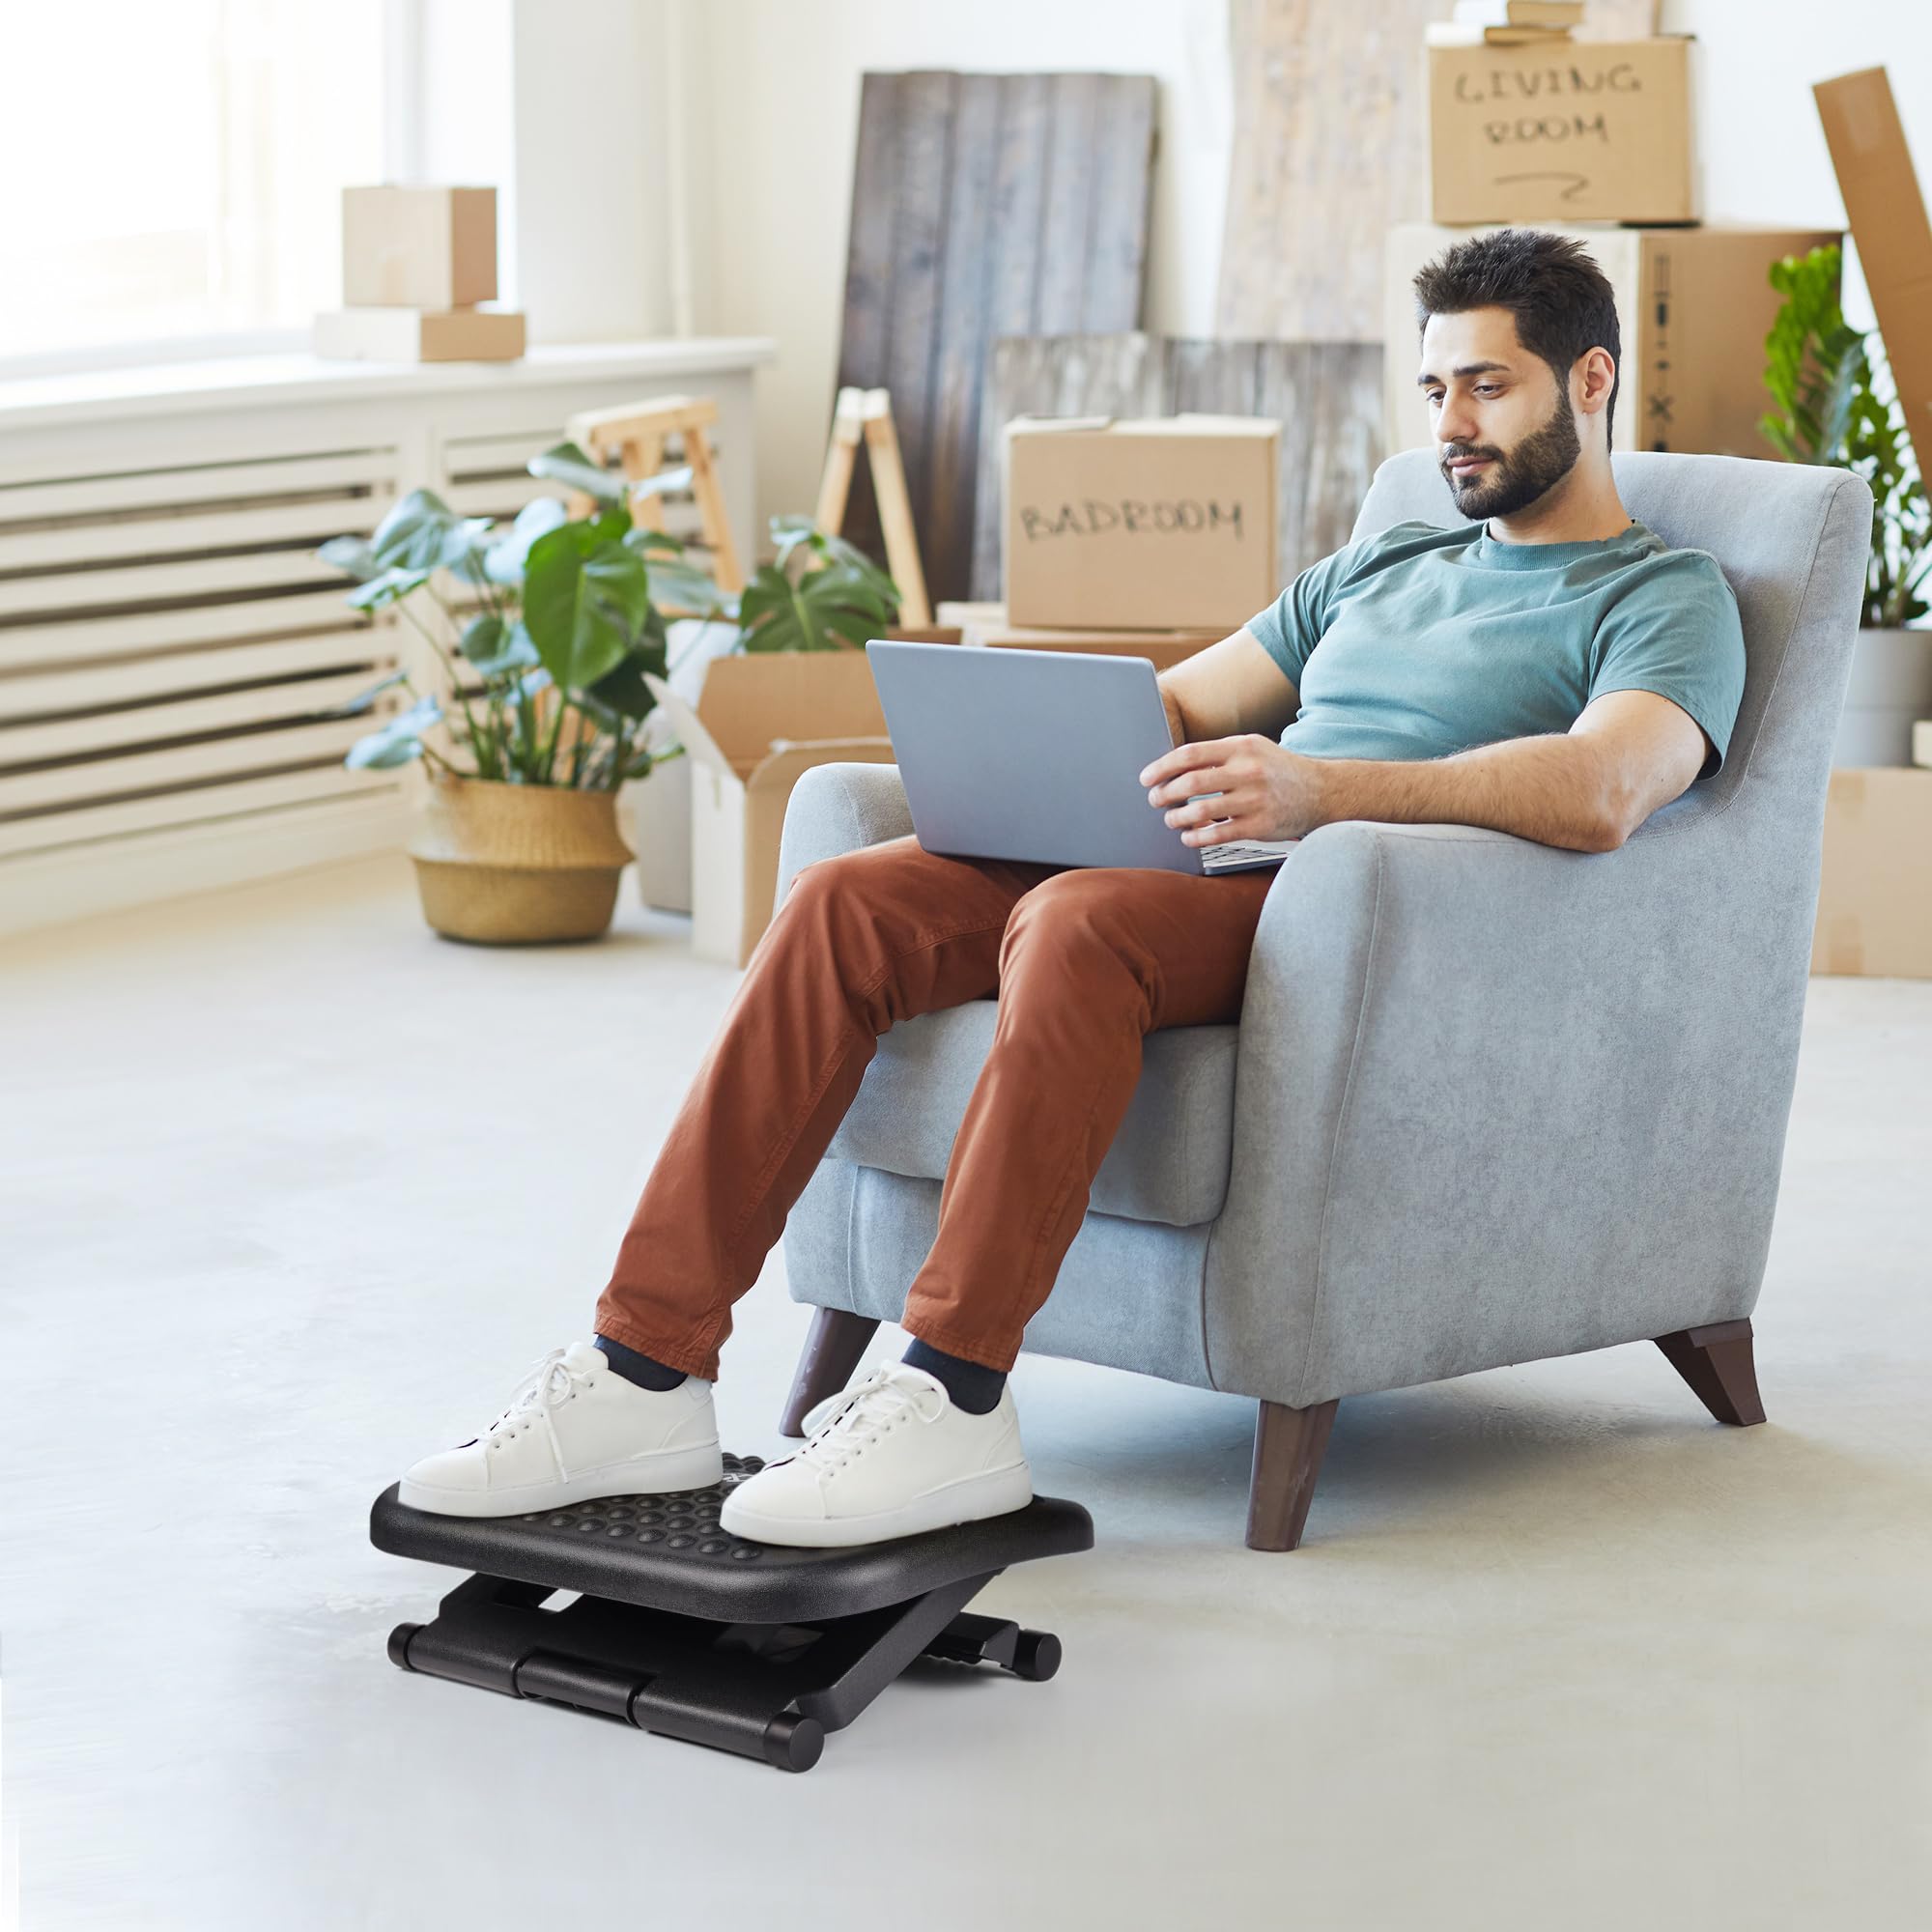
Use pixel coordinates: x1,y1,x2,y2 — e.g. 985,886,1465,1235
814,386,932,626
563,393,745,595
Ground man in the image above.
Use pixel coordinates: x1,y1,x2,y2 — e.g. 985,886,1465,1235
399,228,1746,1548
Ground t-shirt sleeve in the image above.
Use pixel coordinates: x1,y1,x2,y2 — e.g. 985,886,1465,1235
1588,551,1747,781
1243,541,1357,689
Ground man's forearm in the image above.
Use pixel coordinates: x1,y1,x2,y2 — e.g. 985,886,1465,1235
1310,735,1625,853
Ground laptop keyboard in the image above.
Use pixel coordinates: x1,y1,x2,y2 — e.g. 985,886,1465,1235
1201,838,1298,869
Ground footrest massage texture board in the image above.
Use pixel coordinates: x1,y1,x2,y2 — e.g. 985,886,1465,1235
370,1451,1094,1772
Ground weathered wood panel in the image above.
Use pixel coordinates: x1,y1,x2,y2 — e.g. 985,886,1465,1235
971,334,1385,603
834,71,1157,605
1216,0,1445,343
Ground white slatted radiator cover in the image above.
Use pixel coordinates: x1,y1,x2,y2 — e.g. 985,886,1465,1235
0,340,769,935
0,448,407,877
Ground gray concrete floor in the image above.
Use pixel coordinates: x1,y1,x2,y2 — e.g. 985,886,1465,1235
4,850,1928,1931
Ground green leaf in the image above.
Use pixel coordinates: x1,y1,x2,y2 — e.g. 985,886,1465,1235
643,554,739,617
483,496,568,585
346,564,433,611
523,523,654,691
369,488,491,571
630,464,694,502
325,668,412,717
345,693,442,769
317,533,380,581
526,441,626,503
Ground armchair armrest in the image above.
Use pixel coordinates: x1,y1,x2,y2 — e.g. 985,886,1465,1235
774,762,914,905
1205,814,1810,1407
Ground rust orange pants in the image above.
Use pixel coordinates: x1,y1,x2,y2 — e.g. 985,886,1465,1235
594,833,1279,1378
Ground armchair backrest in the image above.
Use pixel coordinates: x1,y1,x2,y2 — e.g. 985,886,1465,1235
1348,448,1874,855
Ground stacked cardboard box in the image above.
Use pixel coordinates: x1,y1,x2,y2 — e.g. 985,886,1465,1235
315,186,526,362
1804,68,1932,980
1424,18,1695,224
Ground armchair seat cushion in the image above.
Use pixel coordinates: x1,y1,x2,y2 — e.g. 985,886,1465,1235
827,1004,1240,1228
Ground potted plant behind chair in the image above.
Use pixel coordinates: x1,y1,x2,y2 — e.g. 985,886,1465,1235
1761,242,1932,763
315,443,725,943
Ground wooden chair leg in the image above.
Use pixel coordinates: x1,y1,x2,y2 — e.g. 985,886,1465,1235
779,1306,882,1436
1246,1398,1340,1550
1654,1318,1766,1427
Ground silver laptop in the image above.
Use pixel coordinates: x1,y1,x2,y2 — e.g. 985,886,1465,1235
864,639,1297,875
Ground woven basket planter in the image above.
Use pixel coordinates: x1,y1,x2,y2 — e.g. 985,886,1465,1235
405,772,637,944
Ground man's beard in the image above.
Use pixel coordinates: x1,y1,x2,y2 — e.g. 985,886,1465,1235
1441,387,1582,520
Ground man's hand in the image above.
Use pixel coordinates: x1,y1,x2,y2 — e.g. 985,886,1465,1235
1137,690,1712,854
1139,734,1326,846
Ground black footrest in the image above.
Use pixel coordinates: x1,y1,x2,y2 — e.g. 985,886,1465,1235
371,1451,1093,1772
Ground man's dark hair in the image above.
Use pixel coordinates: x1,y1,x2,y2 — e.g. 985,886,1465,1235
1413,229,1622,451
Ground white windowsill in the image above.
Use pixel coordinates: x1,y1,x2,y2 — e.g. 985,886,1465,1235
0,336,778,432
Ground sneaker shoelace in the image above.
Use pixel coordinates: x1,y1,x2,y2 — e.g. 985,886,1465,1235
482,1347,595,1480
795,1364,947,1473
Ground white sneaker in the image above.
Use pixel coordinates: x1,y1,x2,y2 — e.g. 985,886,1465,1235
398,1339,724,1518
717,1362,1033,1548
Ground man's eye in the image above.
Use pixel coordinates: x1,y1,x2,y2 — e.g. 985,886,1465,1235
1475,384,1500,396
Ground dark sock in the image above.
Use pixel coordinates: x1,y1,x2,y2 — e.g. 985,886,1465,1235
901,1336,1006,1414
594,1333,689,1391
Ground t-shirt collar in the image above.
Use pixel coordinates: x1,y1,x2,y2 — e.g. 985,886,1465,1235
1467,517,1651,569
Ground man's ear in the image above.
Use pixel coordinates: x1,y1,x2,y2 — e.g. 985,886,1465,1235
1577,347,1616,420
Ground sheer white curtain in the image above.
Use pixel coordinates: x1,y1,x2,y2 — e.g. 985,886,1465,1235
0,0,389,368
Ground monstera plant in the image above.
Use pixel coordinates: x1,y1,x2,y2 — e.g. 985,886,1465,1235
320,440,724,789
1761,243,1932,768
316,442,721,943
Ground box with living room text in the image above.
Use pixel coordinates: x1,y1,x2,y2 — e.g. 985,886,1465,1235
1427,35,1696,223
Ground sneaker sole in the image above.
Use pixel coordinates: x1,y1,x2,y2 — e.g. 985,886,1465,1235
397,1437,725,1519
716,1460,1034,1548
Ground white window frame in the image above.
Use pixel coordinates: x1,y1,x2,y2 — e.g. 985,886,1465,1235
0,0,423,385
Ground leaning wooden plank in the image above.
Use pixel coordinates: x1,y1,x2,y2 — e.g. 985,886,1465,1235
968,333,1383,604
970,333,1163,603
833,70,1156,605
1216,0,1441,342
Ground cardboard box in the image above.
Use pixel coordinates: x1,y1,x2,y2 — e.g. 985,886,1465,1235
636,634,959,963
1003,415,1280,631
1814,69,1932,487
1384,222,1843,458
1428,36,1695,224
343,185,498,309
313,305,526,362
937,601,1221,672
1810,768,1932,979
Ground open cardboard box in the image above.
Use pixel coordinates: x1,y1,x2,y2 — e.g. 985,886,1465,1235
639,634,956,967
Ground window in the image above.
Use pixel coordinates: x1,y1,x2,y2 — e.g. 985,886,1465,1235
0,0,389,367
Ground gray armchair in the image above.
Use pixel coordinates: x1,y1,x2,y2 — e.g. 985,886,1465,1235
768,448,1874,1550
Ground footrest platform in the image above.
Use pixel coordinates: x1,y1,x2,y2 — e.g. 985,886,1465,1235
370,1452,1094,1772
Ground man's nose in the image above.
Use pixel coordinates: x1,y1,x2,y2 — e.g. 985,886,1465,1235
1437,399,1480,447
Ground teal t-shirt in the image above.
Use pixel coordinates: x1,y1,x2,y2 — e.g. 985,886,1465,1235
1245,518,1747,781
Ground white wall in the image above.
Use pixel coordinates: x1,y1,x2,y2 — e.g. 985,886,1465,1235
501,0,1932,549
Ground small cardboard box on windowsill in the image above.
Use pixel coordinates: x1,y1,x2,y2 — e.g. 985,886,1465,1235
638,631,958,967
313,304,527,362
343,185,499,309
